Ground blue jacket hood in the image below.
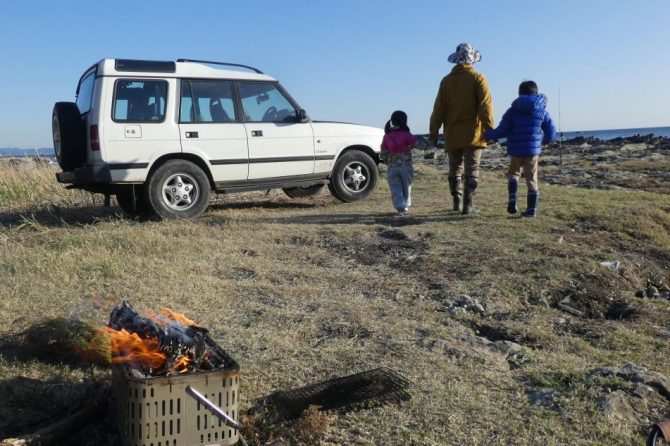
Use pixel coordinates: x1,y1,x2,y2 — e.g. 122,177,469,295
484,93,557,157
512,94,546,114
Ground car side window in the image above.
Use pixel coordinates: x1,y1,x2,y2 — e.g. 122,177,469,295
237,82,297,123
180,80,236,123
113,80,167,122
76,71,96,115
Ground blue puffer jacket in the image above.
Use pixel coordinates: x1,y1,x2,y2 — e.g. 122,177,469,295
484,94,557,157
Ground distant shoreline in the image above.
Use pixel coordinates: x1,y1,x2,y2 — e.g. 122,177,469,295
2,126,669,157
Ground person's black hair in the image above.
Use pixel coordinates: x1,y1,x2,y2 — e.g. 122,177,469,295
519,80,539,96
384,110,410,134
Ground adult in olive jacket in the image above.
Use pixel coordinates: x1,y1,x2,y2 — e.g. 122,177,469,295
429,43,494,214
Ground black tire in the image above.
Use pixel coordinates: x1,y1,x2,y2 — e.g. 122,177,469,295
283,184,325,198
328,150,378,202
116,186,154,218
52,102,86,171
146,160,211,219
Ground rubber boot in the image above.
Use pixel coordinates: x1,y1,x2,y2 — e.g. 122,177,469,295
448,176,463,212
522,190,539,218
507,178,518,214
462,176,478,215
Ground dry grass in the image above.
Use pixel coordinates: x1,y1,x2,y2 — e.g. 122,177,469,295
0,163,98,209
1,162,669,445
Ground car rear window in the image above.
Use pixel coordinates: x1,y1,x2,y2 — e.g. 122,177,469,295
113,79,168,122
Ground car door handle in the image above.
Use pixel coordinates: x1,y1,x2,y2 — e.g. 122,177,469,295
251,130,263,137
185,131,199,138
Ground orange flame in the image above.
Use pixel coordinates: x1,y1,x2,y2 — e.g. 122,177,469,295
160,307,196,326
170,355,192,373
100,327,167,369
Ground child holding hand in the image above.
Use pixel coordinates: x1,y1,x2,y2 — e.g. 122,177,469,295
485,81,556,217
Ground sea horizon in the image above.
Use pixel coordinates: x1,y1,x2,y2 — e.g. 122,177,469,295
2,125,669,157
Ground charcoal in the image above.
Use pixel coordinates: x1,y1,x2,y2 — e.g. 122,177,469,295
109,300,163,339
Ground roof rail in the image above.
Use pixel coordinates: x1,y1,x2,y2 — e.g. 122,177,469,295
176,59,264,74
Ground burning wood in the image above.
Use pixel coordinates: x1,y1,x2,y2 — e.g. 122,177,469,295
96,300,224,377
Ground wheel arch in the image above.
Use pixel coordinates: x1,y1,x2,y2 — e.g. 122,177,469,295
147,153,215,188
336,145,380,166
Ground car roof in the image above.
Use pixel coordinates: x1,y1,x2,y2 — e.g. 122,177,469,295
94,59,276,82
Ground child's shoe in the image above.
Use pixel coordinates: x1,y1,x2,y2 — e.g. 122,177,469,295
522,190,539,218
507,178,518,214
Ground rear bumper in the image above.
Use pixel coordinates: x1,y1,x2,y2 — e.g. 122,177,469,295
56,162,112,184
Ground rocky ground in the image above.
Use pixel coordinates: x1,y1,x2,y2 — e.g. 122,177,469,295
1,135,669,445
417,134,670,194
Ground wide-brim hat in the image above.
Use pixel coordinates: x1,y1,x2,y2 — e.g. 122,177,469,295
448,42,482,64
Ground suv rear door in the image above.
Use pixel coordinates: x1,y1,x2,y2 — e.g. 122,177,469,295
105,78,181,176
178,80,248,181
237,81,315,180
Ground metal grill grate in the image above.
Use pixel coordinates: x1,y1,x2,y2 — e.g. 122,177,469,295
262,367,411,420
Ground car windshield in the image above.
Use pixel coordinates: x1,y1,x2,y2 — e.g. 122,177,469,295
237,82,297,123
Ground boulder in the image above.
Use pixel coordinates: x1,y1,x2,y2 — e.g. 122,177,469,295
596,391,638,423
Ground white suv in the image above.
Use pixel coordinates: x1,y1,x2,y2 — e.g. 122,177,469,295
53,59,383,218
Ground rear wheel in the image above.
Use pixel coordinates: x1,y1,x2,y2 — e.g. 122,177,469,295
52,102,86,171
328,150,378,202
146,160,211,219
283,184,324,198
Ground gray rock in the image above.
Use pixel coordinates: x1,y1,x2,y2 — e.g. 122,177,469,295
430,335,523,362
631,382,668,406
535,298,550,308
647,285,660,299
589,366,623,378
455,295,487,316
438,295,487,316
558,302,584,317
528,389,556,408
652,276,664,287
596,391,638,423
489,340,523,357
589,363,670,401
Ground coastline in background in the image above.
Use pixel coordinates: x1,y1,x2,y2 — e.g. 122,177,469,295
558,126,670,141
1,126,669,157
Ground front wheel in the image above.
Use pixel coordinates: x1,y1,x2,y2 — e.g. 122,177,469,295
328,151,378,202
146,160,211,219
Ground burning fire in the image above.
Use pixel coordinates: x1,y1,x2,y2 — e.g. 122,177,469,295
160,307,196,326
169,355,192,373
89,305,204,375
100,327,167,369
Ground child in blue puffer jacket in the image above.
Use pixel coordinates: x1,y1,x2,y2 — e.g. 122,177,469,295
485,81,556,217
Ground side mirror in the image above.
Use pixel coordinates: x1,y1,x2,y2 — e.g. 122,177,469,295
298,109,308,122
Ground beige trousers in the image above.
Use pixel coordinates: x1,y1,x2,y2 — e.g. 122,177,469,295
508,155,539,191
447,148,484,179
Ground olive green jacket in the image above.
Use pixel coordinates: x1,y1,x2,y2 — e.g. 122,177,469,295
429,64,494,150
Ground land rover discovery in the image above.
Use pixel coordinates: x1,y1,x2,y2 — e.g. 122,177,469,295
52,59,383,219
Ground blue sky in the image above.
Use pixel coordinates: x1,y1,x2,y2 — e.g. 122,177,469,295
0,0,668,148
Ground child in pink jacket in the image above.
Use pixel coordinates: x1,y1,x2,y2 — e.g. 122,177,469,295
380,110,417,214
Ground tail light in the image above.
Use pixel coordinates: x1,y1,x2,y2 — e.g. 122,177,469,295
90,125,100,151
